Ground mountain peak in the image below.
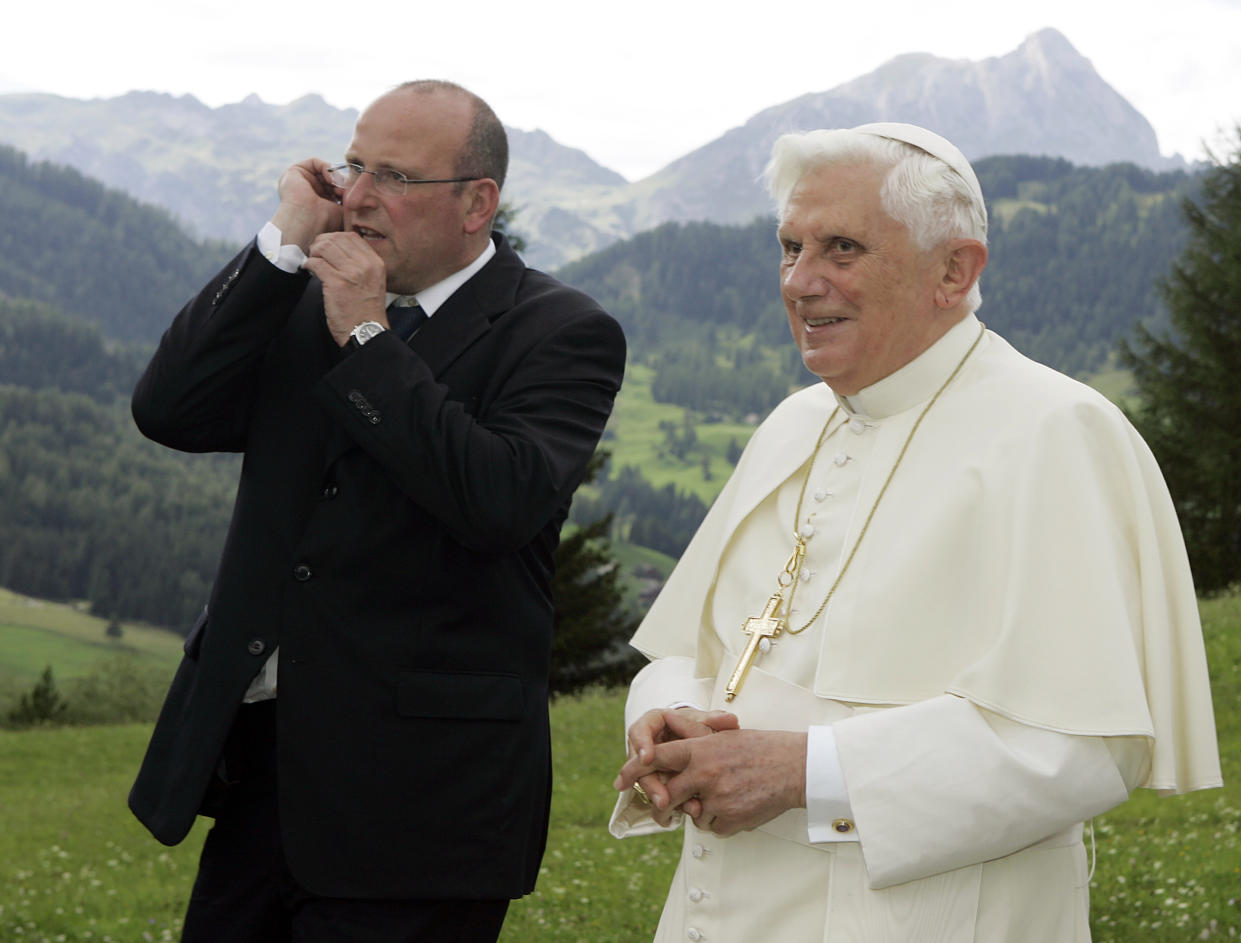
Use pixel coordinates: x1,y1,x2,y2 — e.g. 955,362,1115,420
1018,27,1083,60
1010,27,1095,83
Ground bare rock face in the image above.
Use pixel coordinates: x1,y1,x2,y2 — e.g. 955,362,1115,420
626,29,1167,235
535,29,1171,266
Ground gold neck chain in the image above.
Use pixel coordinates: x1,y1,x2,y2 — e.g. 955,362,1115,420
780,321,986,634
723,322,986,702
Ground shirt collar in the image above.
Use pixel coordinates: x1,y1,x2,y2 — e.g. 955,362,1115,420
835,313,982,420
385,238,497,317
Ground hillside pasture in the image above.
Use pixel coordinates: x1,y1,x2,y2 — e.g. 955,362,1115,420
0,588,181,710
0,591,1235,941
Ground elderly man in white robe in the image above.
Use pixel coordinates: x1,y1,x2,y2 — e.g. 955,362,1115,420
609,123,1221,943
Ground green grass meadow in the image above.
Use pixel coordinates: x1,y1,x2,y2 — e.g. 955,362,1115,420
1,590,1237,941
604,362,763,504
0,588,182,699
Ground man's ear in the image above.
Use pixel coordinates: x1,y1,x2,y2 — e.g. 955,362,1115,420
935,239,987,309
463,179,501,236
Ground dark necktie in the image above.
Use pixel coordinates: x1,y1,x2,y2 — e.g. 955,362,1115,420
387,301,428,341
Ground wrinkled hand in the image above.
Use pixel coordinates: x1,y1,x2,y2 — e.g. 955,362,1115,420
615,727,807,836
270,158,344,253
303,232,389,346
615,707,738,826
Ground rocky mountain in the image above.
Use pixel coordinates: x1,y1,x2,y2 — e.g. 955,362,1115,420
0,91,349,245
623,29,1171,235
0,29,1175,269
0,90,625,253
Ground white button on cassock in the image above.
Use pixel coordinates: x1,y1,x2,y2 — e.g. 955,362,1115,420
687,929,703,941
688,886,704,902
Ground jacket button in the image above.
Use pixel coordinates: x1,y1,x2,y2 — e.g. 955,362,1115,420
293,564,312,581
247,639,266,656
321,483,338,499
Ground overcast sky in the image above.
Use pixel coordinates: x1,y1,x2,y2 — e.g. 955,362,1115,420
5,0,1239,180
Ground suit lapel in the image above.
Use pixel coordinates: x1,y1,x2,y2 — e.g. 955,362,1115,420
407,297,491,375
408,234,523,375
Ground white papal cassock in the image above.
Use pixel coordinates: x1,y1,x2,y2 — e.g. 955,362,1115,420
609,314,1221,943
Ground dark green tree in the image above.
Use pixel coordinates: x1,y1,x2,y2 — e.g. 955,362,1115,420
6,665,69,728
550,451,642,695
492,201,528,253
1120,128,1241,593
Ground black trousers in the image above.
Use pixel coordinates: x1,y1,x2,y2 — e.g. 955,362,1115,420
181,701,510,943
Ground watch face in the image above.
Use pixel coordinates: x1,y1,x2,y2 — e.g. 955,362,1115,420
352,322,385,344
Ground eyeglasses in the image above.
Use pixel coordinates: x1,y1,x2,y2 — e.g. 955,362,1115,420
327,162,482,197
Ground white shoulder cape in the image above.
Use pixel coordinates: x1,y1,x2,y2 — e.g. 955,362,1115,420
631,330,1220,794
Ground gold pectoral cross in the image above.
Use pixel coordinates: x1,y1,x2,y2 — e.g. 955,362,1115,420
724,594,786,702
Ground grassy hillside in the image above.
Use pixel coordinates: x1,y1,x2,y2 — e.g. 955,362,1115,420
0,588,183,711
0,591,1236,941
603,362,762,504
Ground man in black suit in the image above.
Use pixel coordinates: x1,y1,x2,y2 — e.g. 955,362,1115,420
128,79,626,942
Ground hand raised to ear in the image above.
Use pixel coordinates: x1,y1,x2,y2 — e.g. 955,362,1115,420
270,158,345,254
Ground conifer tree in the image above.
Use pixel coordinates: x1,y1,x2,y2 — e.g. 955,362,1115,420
1120,128,1241,593
550,451,643,695
492,202,527,253
6,665,69,727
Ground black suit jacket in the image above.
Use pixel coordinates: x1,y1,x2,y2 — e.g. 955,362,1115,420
128,233,625,900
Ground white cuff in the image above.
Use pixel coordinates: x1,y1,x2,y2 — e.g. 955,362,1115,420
608,787,684,839
257,221,307,273
609,656,709,840
806,724,858,843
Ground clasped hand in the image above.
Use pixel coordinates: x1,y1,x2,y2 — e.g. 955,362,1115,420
613,707,808,837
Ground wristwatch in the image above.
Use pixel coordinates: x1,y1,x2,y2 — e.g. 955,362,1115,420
348,321,386,349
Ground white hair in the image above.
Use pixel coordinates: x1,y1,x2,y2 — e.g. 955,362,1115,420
764,129,987,312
